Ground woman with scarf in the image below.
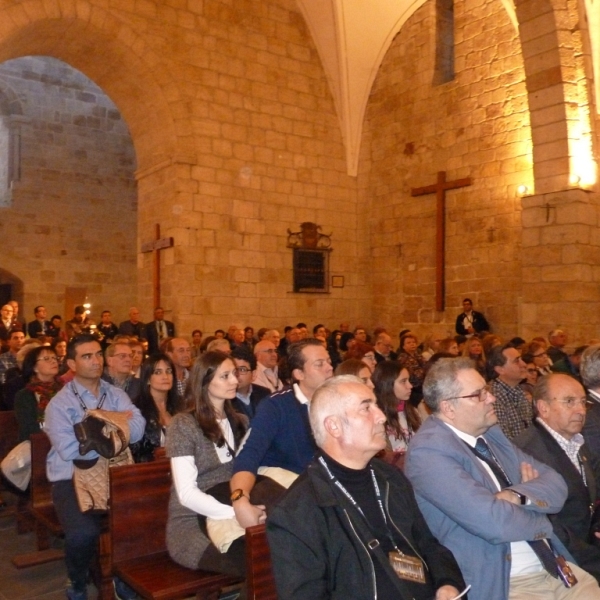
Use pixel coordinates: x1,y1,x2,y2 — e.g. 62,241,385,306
14,345,63,442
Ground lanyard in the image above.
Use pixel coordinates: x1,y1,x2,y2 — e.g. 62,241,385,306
317,455,400,553
71,382,106,412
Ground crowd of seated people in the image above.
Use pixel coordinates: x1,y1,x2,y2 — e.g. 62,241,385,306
6,299,600,599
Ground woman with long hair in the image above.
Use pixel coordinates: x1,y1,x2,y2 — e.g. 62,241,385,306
14,345,63,442
165,351,250,577
131,353,183,462
398,333,426,402
372,361,421,454
462,336,486,378
334,358,374,389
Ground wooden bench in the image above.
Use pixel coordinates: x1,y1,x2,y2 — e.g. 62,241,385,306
11,432,65,568
109,460,243,600
245,524,277,600
0,410,32,533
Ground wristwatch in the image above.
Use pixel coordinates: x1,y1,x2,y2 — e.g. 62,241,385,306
230,489,245,502
508,489,527,505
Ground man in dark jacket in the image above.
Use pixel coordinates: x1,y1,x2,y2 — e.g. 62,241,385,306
455,298,490,336
267,375,465,600
514,373,600,582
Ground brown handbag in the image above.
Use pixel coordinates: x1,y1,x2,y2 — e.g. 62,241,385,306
72,409,134,513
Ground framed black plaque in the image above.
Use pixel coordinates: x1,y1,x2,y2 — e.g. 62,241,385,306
293,248,330,293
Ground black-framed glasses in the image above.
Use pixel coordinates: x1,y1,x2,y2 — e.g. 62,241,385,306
234,367,251,374
448,385,491,403
37,355,58,363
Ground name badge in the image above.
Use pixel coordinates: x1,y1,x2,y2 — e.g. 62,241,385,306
389,551,426,584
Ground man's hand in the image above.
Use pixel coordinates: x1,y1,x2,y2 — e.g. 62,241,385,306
232,496,266,528
520,462,539,483
495,489,521,504
435,585,460,600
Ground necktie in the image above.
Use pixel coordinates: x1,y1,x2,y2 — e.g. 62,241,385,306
472,437,560,578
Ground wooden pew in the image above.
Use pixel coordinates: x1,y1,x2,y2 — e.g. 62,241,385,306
109,460,243,600
245,524,277,600
11,432,65,567
0,410,32,533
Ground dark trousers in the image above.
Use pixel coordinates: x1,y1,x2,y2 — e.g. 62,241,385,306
52,479,103,591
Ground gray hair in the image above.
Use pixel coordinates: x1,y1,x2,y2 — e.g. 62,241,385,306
309,375,363,447
423,357,475,413
207,338,230,353
581,345,600,390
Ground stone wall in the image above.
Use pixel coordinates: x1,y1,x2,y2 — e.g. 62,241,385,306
0,56,137,323
361,0,533,340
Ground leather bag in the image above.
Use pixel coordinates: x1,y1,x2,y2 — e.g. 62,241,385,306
72,409,134,513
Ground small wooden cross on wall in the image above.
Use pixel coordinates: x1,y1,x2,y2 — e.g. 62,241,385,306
141,224,174,309
411,171,472,311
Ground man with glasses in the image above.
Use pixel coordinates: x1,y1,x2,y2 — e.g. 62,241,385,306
488,343,533,439
514,373,600,582
102,341,141,400
406,357,600,600
230,339,333,528
253,339,283,392
374,332,397,363
230,346,271,420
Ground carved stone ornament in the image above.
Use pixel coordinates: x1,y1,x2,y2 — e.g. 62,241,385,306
287,222,332,249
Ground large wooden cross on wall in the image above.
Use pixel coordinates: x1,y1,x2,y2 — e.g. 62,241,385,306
141,224,174,309
411,171,472,312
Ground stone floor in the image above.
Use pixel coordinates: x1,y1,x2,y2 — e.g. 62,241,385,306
0,493,66,600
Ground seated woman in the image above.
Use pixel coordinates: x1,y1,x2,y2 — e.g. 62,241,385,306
462,335,486,378
165,351,250,577
131,353,183,463
14,345,63,442
334,358,374,389
372,361,420,454
50,337,69,376
343,340,377,373
397,333,426,402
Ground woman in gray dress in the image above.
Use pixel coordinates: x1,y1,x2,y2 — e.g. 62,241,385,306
165,350,248,576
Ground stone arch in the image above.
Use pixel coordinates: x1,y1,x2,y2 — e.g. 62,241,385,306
0,3,191,173
513,0,596,193
0,267,24,305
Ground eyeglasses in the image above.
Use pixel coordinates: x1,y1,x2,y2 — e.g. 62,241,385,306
552,397,591,409
259,349,277,354
448,385,491,403
234,367,251,374
37,355,58,363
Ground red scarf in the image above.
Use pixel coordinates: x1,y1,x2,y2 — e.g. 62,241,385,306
26,377,64,422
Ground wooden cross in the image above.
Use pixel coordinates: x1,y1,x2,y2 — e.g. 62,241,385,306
411,171,472,311
141,224,174,309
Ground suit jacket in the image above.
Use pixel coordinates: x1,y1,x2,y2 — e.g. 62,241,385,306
118,320,146,339
583,393,600,461
405,416,571,600
231,384,271,420
514,420,600,581
27,319,55,339
145,320,176,354
454,310,490,335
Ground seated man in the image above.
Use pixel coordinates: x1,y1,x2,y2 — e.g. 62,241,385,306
230,345,271,420
230,339,333,527
253,339,283,393
405,357,600,600
514,373,600,582
267,375,466,600
45,334,145,600
101,341,141,400
27,305,55,340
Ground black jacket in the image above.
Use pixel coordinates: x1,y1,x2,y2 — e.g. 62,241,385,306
267,455,465,600
145,320,176,354
454,310,490,335
231,384,271,420
514,420,600,581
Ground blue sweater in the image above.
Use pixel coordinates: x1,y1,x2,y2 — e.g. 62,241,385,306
233,386,316,475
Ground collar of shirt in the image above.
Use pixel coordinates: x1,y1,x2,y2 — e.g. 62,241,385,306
589,389,600,404
257,362,278,377
293,382,310,405
443,421,478,447
492,377,525,399
536,417,585,472
71,377,112,406
236,386,252,405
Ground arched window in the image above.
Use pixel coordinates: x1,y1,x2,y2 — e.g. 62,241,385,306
0,83,23,207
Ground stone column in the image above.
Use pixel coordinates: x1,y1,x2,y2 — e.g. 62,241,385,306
521,188,600,343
